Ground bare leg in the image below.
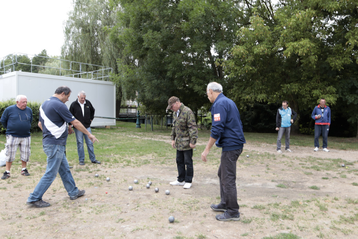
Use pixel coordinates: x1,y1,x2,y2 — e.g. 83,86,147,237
5,162,12,171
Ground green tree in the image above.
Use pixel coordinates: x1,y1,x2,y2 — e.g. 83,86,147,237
62,0,123,113
110,0,245,114
31,49,49,73
226,0,358,134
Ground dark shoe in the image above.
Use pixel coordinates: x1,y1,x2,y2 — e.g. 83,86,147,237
79,162,85,165
1,171,10,180
211,203,227,212
91,160,101,164
216,211,240,221
69,165,73,169
21,168,30,176
27,200,51,208
70,190,85,200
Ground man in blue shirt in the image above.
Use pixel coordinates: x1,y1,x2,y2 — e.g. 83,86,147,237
0,95,33,180
275,100,297,153
201,82,246,221
311,98,331,152
27,86,99,208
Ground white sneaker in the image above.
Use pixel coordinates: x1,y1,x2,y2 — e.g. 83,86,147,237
277,150,282,153
323,148,330,152
183,183,192,189
314,147,319,152
170,180,185,186
286,149,292,152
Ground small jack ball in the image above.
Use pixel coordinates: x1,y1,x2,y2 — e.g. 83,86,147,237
169,216,175,223
129,186,133,191
341,164,345,167
155,188,159,193
146,184,150,189
106,177,110,181
165,190,170,195
134,179,138,184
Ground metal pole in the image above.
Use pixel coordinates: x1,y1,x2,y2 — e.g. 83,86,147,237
136,102,141,128
145,114,147,130
151,115,153,131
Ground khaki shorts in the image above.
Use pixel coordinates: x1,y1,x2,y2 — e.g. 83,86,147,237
4,135,31,163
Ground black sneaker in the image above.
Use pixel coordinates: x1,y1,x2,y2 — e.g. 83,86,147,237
216,211,240,221
91,160,101,164
70,190,85,200
27,200,51,208
21,169,30,176
79,162,85,165
1,171,10,180
210,203,227,212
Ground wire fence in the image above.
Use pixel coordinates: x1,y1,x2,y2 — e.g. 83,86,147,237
0,53,113,81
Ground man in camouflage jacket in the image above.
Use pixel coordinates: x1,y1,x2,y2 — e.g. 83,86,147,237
167,96,198,189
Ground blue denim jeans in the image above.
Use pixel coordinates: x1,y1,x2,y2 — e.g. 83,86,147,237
74,128,96,163
27,144,79,202
277,127,291,150
314,125,329,148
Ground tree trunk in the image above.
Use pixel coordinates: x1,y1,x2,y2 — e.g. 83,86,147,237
290,99,300,134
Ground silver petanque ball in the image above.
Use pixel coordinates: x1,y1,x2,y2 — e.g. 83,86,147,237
341,164,345,167
129,186,133,191
148,181,152,185
134,179,138,184
165,190,170,195
95,174,99,177
146,184,150,189
106,177,110,182
169,216,175,223
155,188,159,193
246,155,249,158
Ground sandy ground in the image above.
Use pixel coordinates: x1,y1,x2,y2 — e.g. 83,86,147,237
0,136,357,239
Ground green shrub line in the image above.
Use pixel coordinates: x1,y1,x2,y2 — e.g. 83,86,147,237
0,100,42,134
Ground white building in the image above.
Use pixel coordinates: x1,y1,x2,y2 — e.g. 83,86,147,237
0,71,116,127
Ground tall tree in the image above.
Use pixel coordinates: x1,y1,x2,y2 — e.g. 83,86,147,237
226,0,358,133
110,0,245,114
62,0,123,113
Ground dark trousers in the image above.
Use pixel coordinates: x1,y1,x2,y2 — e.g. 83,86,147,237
314,125,329,148
277,127,291,150
176,149,193,183
218,148,243,215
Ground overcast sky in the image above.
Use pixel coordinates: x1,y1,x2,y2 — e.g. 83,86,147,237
0,0,73,58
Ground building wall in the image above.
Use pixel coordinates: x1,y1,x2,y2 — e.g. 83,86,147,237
0,71,116,127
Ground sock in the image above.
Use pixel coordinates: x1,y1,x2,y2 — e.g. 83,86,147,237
22,168,26,171
6,170,10,173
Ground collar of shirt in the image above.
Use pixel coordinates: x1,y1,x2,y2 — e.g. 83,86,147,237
176,109,180,117
78,99,86,116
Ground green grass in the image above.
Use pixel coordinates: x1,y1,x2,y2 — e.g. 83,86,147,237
276,183,288,188
309,186,320,190
262,233,301,239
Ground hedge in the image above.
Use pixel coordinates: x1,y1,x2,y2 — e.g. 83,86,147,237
0,100,42,134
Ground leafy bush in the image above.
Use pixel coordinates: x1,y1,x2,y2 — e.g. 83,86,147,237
0,100,42,134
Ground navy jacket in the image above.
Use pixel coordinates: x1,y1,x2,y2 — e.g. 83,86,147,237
210,93,246,151
311,105,331,126
0,105,33,137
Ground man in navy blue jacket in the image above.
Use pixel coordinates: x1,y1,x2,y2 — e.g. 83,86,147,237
201,82,246,221
0,95,32,180
311,98,331,152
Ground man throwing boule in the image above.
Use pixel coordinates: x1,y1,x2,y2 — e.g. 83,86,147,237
201,82,246,221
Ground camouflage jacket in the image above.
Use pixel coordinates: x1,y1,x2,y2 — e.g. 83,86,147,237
171,103,198,151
